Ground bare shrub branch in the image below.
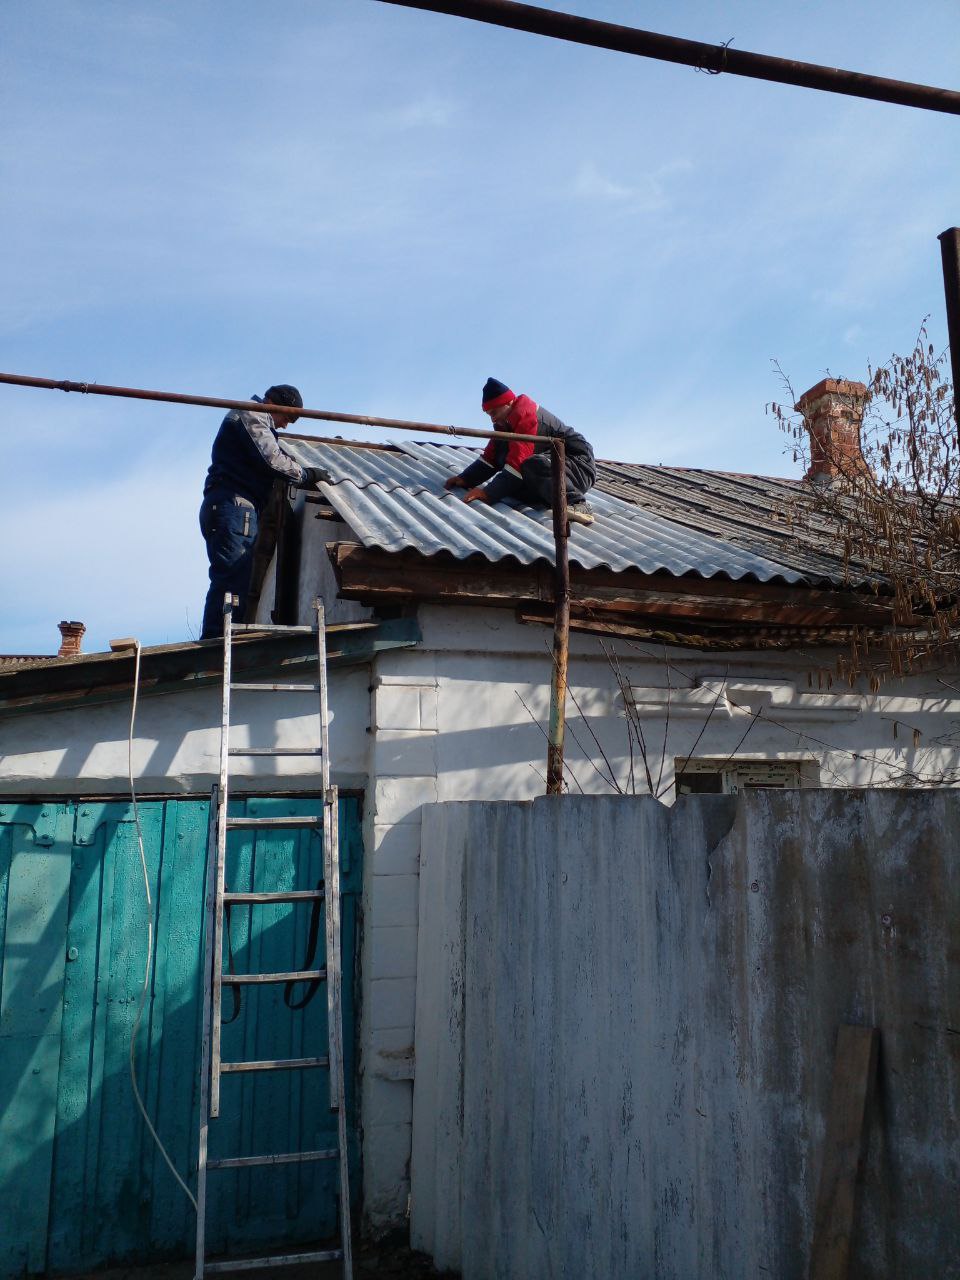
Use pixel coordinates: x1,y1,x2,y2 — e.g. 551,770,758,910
771,323,958,682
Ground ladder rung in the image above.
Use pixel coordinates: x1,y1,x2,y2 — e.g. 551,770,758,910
225,815,322,829
228,747,323,756
220,1055,330,1073
222,889,325,904
230,623,316,633
230,682,320,692
205,1248,343,1273
207,1148,338,1170
222,969,325,985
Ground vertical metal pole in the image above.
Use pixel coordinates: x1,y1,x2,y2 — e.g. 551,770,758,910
315,599,340,1111
315,597,354,1273
210,593,234,1118
938,228,960,444
546,440,570,794
328,790,353,1277
194,785,219,1280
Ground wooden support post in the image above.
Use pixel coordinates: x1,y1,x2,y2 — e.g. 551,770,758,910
546,439,569,794
808,1024,879,1280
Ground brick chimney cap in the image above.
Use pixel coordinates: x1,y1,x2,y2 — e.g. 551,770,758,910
57,620,86,658
795,377,870,411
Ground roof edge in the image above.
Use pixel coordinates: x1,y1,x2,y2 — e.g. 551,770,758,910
0,618,421,720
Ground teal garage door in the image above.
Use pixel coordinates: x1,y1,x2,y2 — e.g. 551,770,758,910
0,794,362,1278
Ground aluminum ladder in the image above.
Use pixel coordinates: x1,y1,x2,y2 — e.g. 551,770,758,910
194,595,352,1279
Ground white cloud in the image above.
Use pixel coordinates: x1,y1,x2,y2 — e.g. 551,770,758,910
573,158,693,212
377,96,458,131
575,163,637,203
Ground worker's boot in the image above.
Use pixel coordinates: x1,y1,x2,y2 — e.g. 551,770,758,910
568,502,595,526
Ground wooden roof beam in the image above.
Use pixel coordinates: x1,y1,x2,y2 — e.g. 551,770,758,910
329,543,892,628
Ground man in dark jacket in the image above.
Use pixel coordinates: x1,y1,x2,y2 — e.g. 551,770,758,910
199,383,325,639
444,378,596,525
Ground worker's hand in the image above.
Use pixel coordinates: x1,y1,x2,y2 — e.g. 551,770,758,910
444,475,467,490
301,466,330,487
463,487,490,504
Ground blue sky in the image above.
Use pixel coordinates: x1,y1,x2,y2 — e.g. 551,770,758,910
2,0,958,653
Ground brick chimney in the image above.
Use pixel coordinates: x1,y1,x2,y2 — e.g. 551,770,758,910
795,378,870,484
57,620,86,658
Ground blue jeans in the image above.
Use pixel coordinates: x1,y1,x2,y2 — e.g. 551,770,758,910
199,491,259,639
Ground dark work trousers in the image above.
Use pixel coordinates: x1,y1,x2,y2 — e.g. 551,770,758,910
199,490,259,639
518,452,594,507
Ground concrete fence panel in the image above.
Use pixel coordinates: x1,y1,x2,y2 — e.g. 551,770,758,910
411,791,959,1280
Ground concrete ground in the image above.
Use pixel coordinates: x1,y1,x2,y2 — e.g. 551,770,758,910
60,1239,457,1280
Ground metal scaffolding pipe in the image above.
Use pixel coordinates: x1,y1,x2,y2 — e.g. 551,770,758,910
375,0,960,116
0,366,574,777
0,371,552,446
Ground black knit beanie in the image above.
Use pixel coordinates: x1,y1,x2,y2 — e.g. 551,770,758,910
264,384,303,410
481,373,512,404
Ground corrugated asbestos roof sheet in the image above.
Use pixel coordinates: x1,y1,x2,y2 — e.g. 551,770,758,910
592,461,868,586
283,438,865,588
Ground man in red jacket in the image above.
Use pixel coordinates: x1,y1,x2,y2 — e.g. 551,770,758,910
444,378,596,525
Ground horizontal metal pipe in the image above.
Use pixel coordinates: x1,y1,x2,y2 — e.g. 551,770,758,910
376,0,960,116
0,373,574,658
0,370,551,444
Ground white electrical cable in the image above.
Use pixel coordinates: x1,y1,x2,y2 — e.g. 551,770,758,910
126,638,199,1212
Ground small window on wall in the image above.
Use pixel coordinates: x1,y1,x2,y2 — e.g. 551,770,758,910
675,758,814,796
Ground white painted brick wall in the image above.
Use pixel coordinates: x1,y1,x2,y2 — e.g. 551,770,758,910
372,731,437,777
369,977,417,1031
361,678,440,1229
364,1077,414,1127
371,677,439,732
363,1122,413,1223
371,874,419,929
369,823,421,876
371,925,418,979
372,776,438,824
367,1026,415,1082
373,685,424,732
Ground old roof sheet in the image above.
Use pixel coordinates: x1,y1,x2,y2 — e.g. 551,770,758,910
592,460,865,585
0,619,421,718
283,437,867,589
0,655,57,671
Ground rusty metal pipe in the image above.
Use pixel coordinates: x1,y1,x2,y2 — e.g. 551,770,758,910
0,371,554,446
938,228,960,446
546,439,570,795
376,0,960,116
1,368,576,782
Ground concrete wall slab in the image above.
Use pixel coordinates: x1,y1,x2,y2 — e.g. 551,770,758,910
411,791,960,1279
